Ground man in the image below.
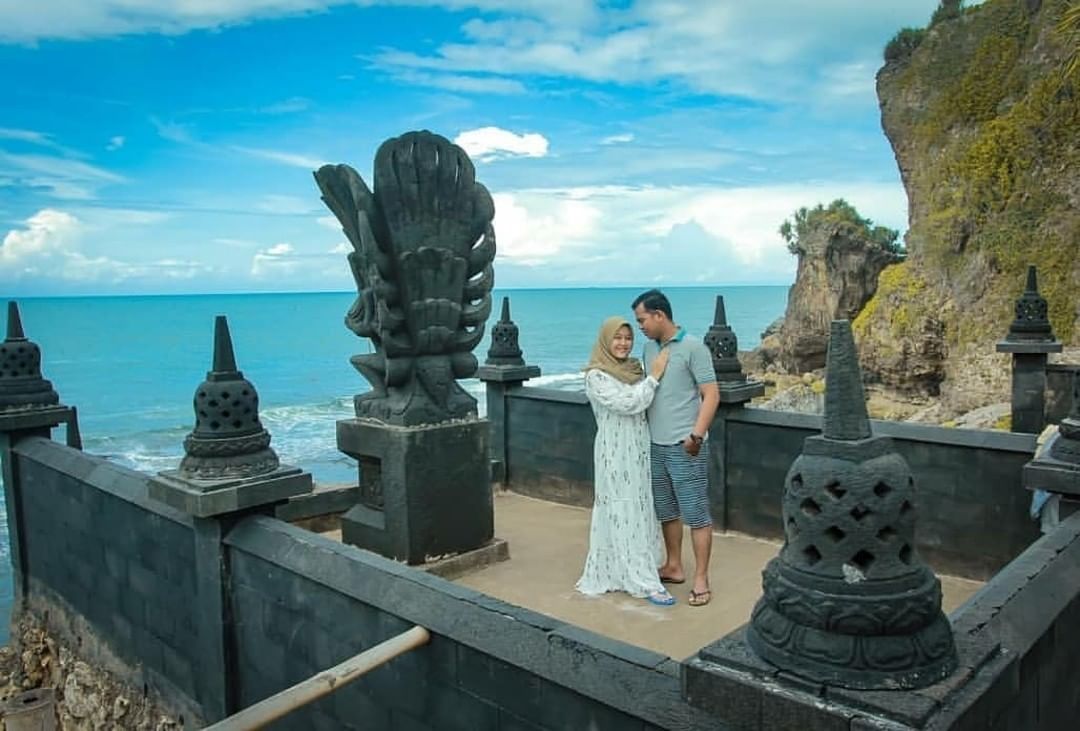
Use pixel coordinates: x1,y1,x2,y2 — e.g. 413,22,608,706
633,289,720,607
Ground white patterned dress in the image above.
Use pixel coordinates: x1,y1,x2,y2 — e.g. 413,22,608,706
576,369,665,598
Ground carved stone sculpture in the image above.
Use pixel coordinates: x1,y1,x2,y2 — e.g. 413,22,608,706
314,131,496,426
997,266,1062,433
0,301,59,412
1005,265,1056,342
179,316,280,480
747,320,957,689
704,296,745,383
486,297,526,367
703,295,763,405
151,315,311,518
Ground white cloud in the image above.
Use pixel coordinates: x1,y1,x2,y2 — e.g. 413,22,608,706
316,215,341,231
235,146,328,169
251,241,298,276
328,241,350,254
106,135,125,151
371,1,941,105
492,191,600,264
150,117,197,145
0,208,209,283
454,127,549,163
382,69,527,95
256,194,319,215
488,181,907,286
1,209,81,265
0,151,125,200
0,128,60,147
601,133,634,145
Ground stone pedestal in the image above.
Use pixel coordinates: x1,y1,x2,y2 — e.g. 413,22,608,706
998,346,1061,434
149,466,312,518
338,417,493,564
996,265,1062,434
478,296,540,485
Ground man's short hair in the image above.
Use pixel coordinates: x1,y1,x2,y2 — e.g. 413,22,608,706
632,289,673,320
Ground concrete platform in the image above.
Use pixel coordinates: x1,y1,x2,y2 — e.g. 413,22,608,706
320,490,983,662
457,491,983,661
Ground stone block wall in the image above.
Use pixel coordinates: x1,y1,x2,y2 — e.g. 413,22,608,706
923,510,1080,729
12,439,201,717
501,388,595,506
721,409,1040,580
4,436,714,728
225,516,711,730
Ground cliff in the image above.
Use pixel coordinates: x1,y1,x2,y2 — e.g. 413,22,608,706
773,201,902,373
856,0,1080,412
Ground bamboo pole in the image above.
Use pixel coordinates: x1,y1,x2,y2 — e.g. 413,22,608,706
203,625,430,731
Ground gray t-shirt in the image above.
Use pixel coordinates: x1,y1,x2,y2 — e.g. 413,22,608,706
642,330,716,445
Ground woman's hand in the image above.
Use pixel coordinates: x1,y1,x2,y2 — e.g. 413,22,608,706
651,348,670,381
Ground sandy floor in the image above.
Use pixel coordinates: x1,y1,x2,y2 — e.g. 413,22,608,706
321,490,983,661
456,491,984,661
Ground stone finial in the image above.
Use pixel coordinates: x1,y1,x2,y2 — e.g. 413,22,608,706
823,320,871,441
486,297,525,366
178,316,280,480
703,295,745,383
1006,265,1056,342
0,301,60,412
747,319,956,689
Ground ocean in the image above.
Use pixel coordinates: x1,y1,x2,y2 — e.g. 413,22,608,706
0,285,787,643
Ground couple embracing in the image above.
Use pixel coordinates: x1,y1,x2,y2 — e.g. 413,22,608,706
576,289,720,607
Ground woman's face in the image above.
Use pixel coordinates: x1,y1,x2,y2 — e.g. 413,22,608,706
611,325,633,360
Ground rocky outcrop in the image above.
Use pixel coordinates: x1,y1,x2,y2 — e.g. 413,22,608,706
0,613,182,730
775,205,901,373
857,0,1080,410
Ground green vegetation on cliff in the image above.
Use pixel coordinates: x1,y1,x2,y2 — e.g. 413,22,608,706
779,199,902,257
867,0,1080,356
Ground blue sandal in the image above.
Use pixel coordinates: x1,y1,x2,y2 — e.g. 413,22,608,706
646,589,676,606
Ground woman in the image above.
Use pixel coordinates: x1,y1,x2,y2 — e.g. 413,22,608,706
576,316,674,605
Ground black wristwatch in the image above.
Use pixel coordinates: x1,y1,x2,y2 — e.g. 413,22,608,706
689,433,704,445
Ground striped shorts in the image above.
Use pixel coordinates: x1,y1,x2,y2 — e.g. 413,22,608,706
650,441,712,529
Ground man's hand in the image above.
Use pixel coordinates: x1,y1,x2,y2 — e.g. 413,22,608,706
683,433,703,457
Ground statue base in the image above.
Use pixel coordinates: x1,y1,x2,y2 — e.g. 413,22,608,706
150,465,313,518
337,417,493,564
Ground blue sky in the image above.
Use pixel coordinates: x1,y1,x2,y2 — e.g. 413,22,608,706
0,0,945,296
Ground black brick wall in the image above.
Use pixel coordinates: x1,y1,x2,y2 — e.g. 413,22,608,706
14,440,200,704
503,388,596,506
225,516,714,730
930,510,1080,730
722,410,1040,580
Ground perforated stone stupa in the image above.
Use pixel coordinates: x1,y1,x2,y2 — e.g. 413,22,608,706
0,301,59,412
747,320,957,689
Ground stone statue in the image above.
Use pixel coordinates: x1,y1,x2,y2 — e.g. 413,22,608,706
314,131,496,426
747,320,956,689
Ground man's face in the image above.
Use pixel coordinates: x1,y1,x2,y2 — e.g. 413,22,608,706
634,303,663,341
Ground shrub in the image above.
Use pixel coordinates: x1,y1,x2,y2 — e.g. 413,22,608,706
885,27,928,63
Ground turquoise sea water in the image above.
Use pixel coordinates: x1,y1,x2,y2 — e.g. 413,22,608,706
0,285,787,643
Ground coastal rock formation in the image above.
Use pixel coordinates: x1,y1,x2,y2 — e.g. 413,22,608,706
775,201,902,373
856,0,1080,411
0,613,181,729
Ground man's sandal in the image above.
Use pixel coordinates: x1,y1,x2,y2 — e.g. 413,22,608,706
688,589,712,607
